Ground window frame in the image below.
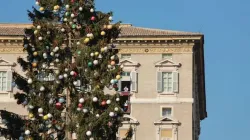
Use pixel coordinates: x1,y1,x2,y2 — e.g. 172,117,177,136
162,72,173,93
160,106,173,118
0,71,8,92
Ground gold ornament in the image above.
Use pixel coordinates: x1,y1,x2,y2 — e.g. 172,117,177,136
84,38,90,44
107,25,113,29
101,48,105,52
28,113,34,118
94,52,99,56
33,51,38,56
116,75,121,80
43,115,48,120
54,5,60,10
32,62,37,67
101,31,106,36
34,30,38,35
39,7,44,11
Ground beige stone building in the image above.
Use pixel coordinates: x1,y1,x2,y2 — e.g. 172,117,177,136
0,23,206,140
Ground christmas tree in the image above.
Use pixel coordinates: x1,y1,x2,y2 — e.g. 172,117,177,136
0,0,132,139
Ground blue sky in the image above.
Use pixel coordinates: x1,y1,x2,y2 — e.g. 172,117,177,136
1,0,250,139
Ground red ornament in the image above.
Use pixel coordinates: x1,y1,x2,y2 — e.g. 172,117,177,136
73,72,77,77
56,102,62,109
91,16,95,21
113,84,117,88
78,103,83,108
101,101,106,106
71,0,74,2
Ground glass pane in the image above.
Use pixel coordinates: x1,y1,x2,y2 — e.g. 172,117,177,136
162,108,172,117
162,54,173,59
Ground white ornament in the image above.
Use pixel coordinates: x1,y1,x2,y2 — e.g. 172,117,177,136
79,98,84,103
55,59,59,63
47,31,51,35
71,13,75,18
90,53,94,57
110,55,115,60
28,105,34,109
89,138,94,140
49,99,54,104
50,52,54,56
38,36,43,40
55,53,59,57
90,8,94,13
79,7,83,11
54,46,59,52
63,73,68,78
38,108,43,113
116,98,120,102
43,53,47,58
77,41,80,45
56,80,61,84
108,65,112,69
35,1,39,5
86,131,92,136
69,21,73,25
109,112,115,117
25,130,30,135
40,86,45,91
120,65,124,68
93,60,98,65
65,68,69,72
61,28,65,32
73,19,77,22
77,108,81,111
96,114,100,118
83,108,88,113
64,18,68,22
92,97,98,102
109,16,113,20
110,79,115,84
42,63,47,68
107,100,111,105
47,113,53,118
114,107,119,111
37,25,41,30
59,75,63,79
70,71,75,75
55,70,60,74
104,47,108,52
28,78,33,84
73,81,78,86
66,5,70,9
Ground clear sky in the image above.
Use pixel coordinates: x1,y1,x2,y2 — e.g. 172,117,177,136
0,0,250,140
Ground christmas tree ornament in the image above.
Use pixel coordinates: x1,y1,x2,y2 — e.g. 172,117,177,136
93,60,98,65
43,53,47,58
83,108,88,113
116,98,120,101
101,48,105,52
77,50,81,55
73,19,77,23
63,73,68,78
37,25,41,30
56,102,62,109
96,114,100,118
40,86,45,91
59,97,65,103
88,62,93,67
28,105,34,109
61,28,65,32
59,75,64,79
64,18,68,22
54,46,59,52
106,100,111,104
35,1,39,5
77,107,81,111
65,5,70,10
71,13,75,18
72,24,76,29
98,54,103,59
104,46,108,52
110,79,115,84
65,68,69,72
108,65,112,69
110,55,115,60
38,108,43,113
50,52,54,56
77,41,81,45
39,7,45,11
32,62,37,67
90,8,94,12
43,115,48,120
86,131,92,136
38,36,43,40
111,61,116,66
47,31,51,35
42,63,47,68
109,16,113,20
19,136,24,140
49,99,54,104
47,113,53,118
94,52,99,56
101,101,106,106
79,7,83,11
90,53,94,57
29,113,34,118
25,130,30,135
55,69,60,74
107,25,113,29
78,103,83,108
116,75,121,80
70,71,75,75
76,24,82,29
79,98,84,103
109,112,115,117
73,81,78,86
55,58,60,63
101,31,106,36
28,78,33,84
34,30,38,35
92,97,98,102
91,16,95,21
114,107,119,111
84,38,90,44
65,12,69,16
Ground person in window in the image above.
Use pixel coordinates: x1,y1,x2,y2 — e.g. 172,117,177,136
123,86,129,92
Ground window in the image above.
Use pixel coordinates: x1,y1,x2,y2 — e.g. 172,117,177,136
0,71,7,91
119,71,137,92
160,129,173,140
157,71,178,93
162,54,172,60
122,72,130,76
121,54,131,59
162,72,172,92
162,107,172,117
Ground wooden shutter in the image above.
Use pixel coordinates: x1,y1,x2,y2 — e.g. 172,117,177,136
118,79,121,91
157,71,162,92
173,71,179,93
130,71,137,92
6,71,12,91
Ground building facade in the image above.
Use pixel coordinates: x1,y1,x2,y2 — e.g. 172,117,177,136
0,23,207,140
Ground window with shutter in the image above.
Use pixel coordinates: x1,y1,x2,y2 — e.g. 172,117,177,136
130,71,137,92
157,72,162,92
173,71,179,93
157,71,179,94
0,71,7,91
6,71,12,91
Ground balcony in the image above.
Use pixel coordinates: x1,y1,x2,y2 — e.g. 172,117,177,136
120,91,131,114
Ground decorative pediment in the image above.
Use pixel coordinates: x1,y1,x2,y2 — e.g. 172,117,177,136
119,59,140,67
154,116,181,125
155,59,181,67
0,57,15,66
122,115,139,125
